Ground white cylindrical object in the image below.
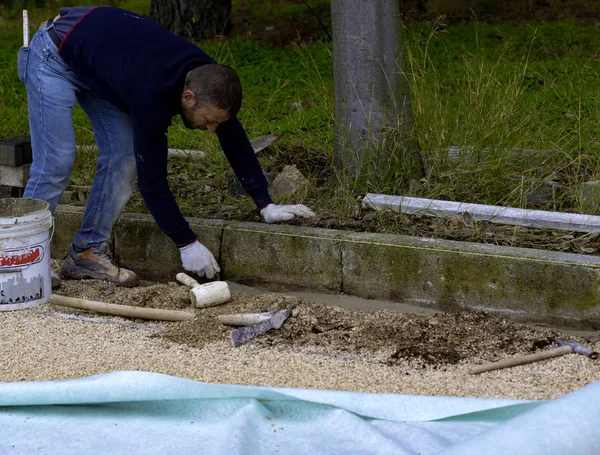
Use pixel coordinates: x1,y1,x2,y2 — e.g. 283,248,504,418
0,198,53,311
190,281,231,308
217,312,274,326
176,272,201,289
23,10,29,47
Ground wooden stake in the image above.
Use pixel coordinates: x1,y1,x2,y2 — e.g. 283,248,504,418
469,346,572,374
49,295,194,322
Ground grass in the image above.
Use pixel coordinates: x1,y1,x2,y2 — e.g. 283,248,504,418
404,20,600,214
2,1,600,247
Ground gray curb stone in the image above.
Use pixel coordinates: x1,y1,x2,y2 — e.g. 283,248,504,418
52,206,600,329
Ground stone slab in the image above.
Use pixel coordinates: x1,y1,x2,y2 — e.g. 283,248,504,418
0,136,32,167
220,221,342,292
51,206,86,258
0,164,30,188
341,232,600,328
112,213,224,283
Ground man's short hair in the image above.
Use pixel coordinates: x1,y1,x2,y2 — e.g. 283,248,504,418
185,64,242,117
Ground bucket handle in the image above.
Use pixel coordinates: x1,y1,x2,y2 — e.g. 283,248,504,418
49,215,55,241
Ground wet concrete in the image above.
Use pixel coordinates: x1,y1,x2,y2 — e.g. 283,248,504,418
227,281,600,339
228,281,439,315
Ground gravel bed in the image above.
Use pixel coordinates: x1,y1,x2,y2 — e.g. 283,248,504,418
0,264,598,400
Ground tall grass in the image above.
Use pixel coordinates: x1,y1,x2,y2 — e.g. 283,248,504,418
2,3,600,217
400,21,600,213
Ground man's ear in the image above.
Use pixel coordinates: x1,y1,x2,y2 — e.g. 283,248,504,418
181,90,196,108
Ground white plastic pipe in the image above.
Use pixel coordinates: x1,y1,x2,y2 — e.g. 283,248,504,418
176,273,231,308
189,281,231,308
363,193,600,233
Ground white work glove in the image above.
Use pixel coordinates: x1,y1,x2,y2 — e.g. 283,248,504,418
179,240,220,279
260,203,316,223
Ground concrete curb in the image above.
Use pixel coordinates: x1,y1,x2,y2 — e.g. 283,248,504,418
52,206,600,329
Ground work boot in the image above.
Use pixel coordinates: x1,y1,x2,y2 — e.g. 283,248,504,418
51,271,61,290
61,244,139,287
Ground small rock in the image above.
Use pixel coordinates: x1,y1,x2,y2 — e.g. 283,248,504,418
291,308,300,318
579,180,600,214
270,165,309,199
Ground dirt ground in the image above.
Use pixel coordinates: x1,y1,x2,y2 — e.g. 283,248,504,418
53,273,595,369
228,1,600,46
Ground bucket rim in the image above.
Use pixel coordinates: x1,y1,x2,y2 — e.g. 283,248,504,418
0,198,50,220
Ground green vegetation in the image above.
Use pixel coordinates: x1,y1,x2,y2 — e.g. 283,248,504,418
1,1,600,245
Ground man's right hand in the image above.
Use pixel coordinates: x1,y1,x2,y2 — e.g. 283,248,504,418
179,240,220,279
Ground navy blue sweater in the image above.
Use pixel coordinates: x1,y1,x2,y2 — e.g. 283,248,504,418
55,7,272,246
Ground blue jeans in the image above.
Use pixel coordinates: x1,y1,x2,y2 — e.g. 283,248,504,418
17,23,137,252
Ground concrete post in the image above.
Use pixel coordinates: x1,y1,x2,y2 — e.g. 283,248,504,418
331,0,421,178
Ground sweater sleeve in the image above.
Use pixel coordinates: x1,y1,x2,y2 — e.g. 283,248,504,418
130,102,197,246
216,117,273,209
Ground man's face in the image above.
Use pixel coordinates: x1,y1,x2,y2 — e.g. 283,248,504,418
181,99,230,133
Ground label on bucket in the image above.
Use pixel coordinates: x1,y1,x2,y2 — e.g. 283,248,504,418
0,243,45,272
0,273,44,305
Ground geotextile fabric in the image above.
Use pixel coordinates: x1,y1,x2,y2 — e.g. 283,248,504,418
0,371,597,454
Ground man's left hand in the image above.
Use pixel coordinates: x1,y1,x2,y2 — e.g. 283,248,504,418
260,203,316,223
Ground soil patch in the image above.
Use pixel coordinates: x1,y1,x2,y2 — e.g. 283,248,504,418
54,274,577,368
226,1,600,46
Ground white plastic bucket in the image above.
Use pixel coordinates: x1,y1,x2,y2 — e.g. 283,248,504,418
0,198,53,311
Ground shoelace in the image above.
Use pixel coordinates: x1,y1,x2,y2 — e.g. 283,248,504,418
88,248,116,265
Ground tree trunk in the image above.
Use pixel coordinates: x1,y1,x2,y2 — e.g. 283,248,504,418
149,0,232,41
331,0,423,180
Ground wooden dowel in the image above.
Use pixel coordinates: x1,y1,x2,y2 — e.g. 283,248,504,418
49,294,194,322
217,312,274,326
469,346,572,375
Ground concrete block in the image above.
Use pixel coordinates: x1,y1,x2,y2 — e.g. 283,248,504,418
113,213,224,282
51,206,86,258
0,136,32,167
579,181,600,214
221,222,342,292
341,231,600,327
0,164,30,188
363,193,600,233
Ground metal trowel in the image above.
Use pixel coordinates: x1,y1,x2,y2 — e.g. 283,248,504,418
229,308,291,347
